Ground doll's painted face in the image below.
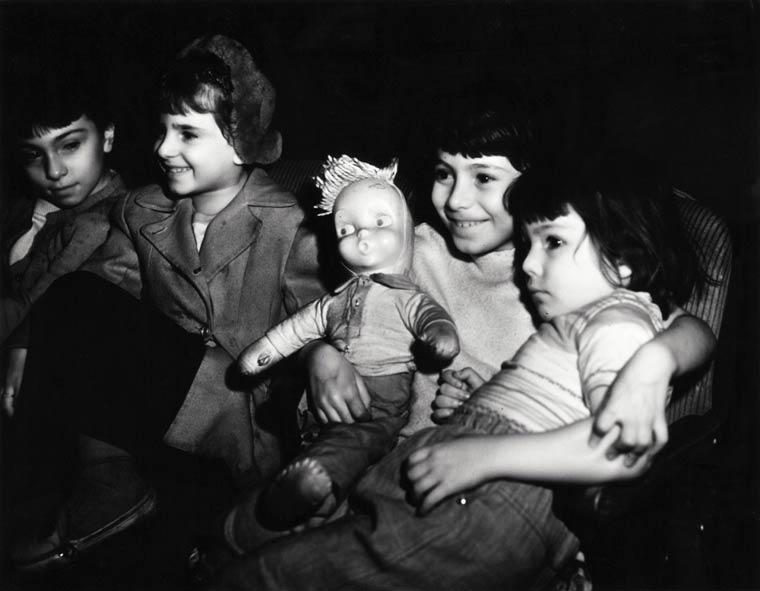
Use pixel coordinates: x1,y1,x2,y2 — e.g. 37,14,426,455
334,179,410,275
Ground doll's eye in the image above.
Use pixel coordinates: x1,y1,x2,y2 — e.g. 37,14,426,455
375,215,392,228
337,224,356,237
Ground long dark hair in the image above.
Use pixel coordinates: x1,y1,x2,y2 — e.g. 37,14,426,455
508,155,705,317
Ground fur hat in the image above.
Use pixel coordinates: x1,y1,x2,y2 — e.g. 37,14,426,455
181,34,282,165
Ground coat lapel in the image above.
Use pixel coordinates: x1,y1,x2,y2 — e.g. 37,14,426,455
198,191,260,282
140,198,202,280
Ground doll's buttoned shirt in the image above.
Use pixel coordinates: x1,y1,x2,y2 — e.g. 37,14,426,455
266,274,453,377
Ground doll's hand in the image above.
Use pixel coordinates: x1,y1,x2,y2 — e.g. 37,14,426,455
406,436,493,515
418,322,460,364
432,368,484,423
302,341,371,424
590,339,674,466
1,347,28,418
238,336,284,376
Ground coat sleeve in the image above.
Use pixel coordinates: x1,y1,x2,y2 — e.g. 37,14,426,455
1,199,117,345
81,194,142,300
280,222,327,315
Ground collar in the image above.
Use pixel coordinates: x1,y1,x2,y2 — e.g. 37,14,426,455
332,272,419,294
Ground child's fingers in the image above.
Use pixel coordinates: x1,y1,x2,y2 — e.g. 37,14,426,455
438,369,464,389
437,382,469,403
418,484,447,516
454,367,485,391
600,424,623,460
431,407,454,423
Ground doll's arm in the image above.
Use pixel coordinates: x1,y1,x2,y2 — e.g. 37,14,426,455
406,292,460,363
239,296,328,376
590,309,716,463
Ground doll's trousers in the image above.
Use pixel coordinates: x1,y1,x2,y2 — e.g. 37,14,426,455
212,408,580,591
298,371,411,499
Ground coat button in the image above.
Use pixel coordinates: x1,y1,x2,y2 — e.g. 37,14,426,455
200,326,212,340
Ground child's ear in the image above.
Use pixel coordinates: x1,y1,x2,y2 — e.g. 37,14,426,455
103,124,115,154
617,262,633,287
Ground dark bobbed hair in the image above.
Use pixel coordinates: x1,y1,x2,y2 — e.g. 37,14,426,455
434,104,534,173
8,59,112,140
508,155,705,317
156,49,235,146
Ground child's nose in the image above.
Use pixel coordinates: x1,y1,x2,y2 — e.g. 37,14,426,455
445,180,471,210
521,248,542,278
45,154,67,181
155,133,176,159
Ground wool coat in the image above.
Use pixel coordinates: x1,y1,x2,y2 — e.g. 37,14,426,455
83,168,325,478
1,171,126,347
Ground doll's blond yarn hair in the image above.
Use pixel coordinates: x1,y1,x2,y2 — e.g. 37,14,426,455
314,155,401,215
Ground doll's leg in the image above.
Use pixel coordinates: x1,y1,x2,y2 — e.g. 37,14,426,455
257,372,411,529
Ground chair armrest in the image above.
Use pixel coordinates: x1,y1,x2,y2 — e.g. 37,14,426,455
553,412,720,525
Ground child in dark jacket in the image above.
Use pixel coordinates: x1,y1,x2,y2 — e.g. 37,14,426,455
1,57,126,417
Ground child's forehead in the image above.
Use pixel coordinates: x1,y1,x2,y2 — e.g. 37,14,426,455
525,207,583,232
21,114,97,145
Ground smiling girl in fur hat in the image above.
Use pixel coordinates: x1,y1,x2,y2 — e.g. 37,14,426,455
7,34,325,573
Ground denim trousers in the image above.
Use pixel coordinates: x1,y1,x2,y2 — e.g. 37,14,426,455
212,404,581,591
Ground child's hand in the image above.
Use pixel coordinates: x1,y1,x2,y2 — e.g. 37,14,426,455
590,339,674,466
1,347,28,418
432,368,484,422
418,322,460,363
301,341,371,424
406,436,493,515
238,336,283,376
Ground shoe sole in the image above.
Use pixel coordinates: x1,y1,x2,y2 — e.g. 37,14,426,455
14,488,159,574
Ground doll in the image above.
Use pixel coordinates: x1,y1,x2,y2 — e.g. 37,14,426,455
237,155,460,529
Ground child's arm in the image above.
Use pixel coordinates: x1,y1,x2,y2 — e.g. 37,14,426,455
299,341,372,424
407,418,647,514
1,347,27,418
591,310,716,463
407,303,659,512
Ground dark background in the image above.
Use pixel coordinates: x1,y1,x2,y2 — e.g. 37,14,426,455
1,1,759,589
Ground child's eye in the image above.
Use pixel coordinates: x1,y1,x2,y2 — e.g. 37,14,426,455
434,167,452,183
337,224,356,237
181,131,197,141
61,141,81,152
20,150,42,163
375,215,393,228
476,173,495,184
546,236,564,250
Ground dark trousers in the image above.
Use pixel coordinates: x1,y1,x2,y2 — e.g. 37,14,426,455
7,271,206,501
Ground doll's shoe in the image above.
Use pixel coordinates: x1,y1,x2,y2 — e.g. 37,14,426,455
258,457,335,530
11,457,157,573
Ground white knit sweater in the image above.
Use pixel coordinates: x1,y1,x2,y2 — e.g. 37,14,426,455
402,223,536,437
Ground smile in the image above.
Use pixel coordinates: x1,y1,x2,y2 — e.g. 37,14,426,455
164,166,192,175
449,219,486,229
